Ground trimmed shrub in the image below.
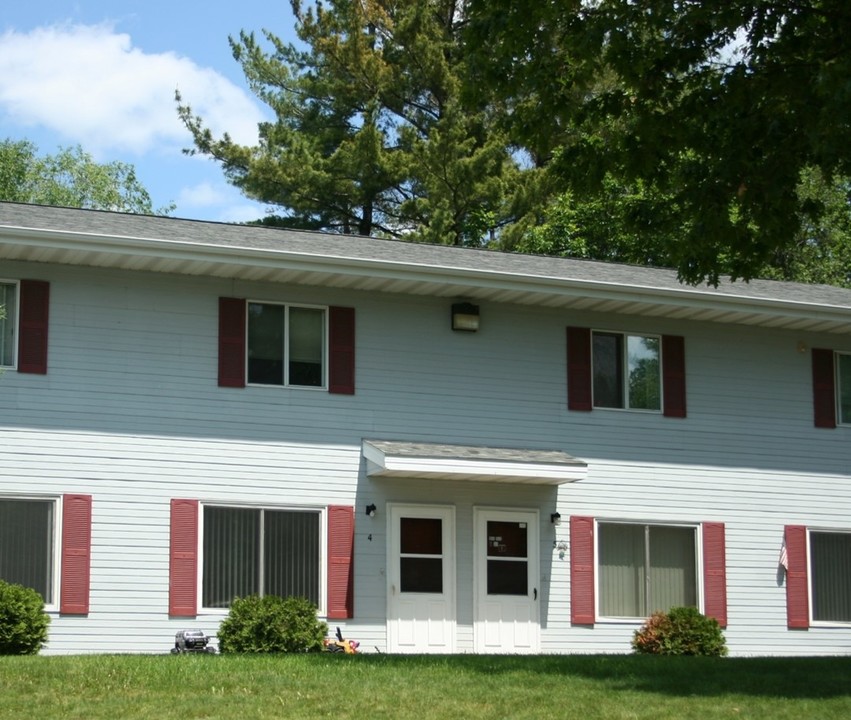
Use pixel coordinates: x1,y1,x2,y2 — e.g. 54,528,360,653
632,606,727,656
0,580,51,655
217,595,327,654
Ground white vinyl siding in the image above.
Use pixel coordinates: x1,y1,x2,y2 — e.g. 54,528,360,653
0,281,17,367
0,261,849,656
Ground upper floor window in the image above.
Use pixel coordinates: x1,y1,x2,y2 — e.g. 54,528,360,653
0,281,18,367
247,302,325,387
838,353,851,425
593,331,661,411
0,497,56,605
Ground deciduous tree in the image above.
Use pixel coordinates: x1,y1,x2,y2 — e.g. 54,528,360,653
0,139,171,215
466,0,851,284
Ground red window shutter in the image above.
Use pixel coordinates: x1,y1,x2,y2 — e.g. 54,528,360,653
327,505,354,619
570,516,595,625
218,297,246,388
785,525,810,629
702,522,727,628
328,306,355,395
60,494,92,615
169,499,198,617
662,335,687,418
811,349,836,429
567,327,592,411
18,279,50,374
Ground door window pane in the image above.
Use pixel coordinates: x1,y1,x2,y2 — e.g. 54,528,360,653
401,518,442,554
486,521,527,558
486,521,528,596
487,560,528,596
400,517,443,593
401,558,443,593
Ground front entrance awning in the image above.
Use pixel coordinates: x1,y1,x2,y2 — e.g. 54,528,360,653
362,440,587,485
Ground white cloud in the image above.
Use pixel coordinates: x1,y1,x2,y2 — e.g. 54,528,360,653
176,181,268,223
0,23,267,156
177,181,233,208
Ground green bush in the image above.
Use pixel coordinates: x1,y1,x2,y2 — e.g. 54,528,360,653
217,595,327,654
0,580,51,655
632,606,727,656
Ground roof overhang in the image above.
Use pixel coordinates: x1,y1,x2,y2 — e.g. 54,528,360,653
362,440,587,485
2,204,851,335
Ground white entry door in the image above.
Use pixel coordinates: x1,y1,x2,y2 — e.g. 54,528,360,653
387,504,456,653
474,508,540,653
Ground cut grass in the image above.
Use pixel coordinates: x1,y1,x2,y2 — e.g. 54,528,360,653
1,654,850,720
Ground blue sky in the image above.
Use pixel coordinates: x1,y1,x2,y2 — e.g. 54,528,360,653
1,1,301,222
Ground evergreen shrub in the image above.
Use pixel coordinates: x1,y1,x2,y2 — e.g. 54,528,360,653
217,595,327,654
632,606,727,656
0,580,50,655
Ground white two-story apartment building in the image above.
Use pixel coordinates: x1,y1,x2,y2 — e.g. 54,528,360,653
1,201,849,655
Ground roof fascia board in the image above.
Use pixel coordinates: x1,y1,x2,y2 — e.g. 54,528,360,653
1,224,849,329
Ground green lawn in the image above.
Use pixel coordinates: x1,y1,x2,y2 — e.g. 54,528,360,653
1,653,849,720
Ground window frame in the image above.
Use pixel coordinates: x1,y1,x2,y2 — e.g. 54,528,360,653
246,300,329,389
591,329,663,412
807,527,851,626
595,519,702,622
0,279,19,369
837,351,851,426
0,494,61,611
197,502,327,615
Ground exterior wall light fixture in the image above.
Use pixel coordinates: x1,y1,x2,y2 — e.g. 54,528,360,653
550,512,562,526
451,302,480,332
365,503,377,518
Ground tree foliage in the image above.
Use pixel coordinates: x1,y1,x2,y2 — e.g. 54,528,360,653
0,139,172,215
177,0,518,244
465,0,851,285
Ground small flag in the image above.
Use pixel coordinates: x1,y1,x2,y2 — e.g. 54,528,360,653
778,538,788,570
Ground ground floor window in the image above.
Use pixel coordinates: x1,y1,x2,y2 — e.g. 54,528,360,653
0,497,55,603
838,353,851,425
0,281,18,367
202,506,321,609
598,522,697,618
810,530,851,623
